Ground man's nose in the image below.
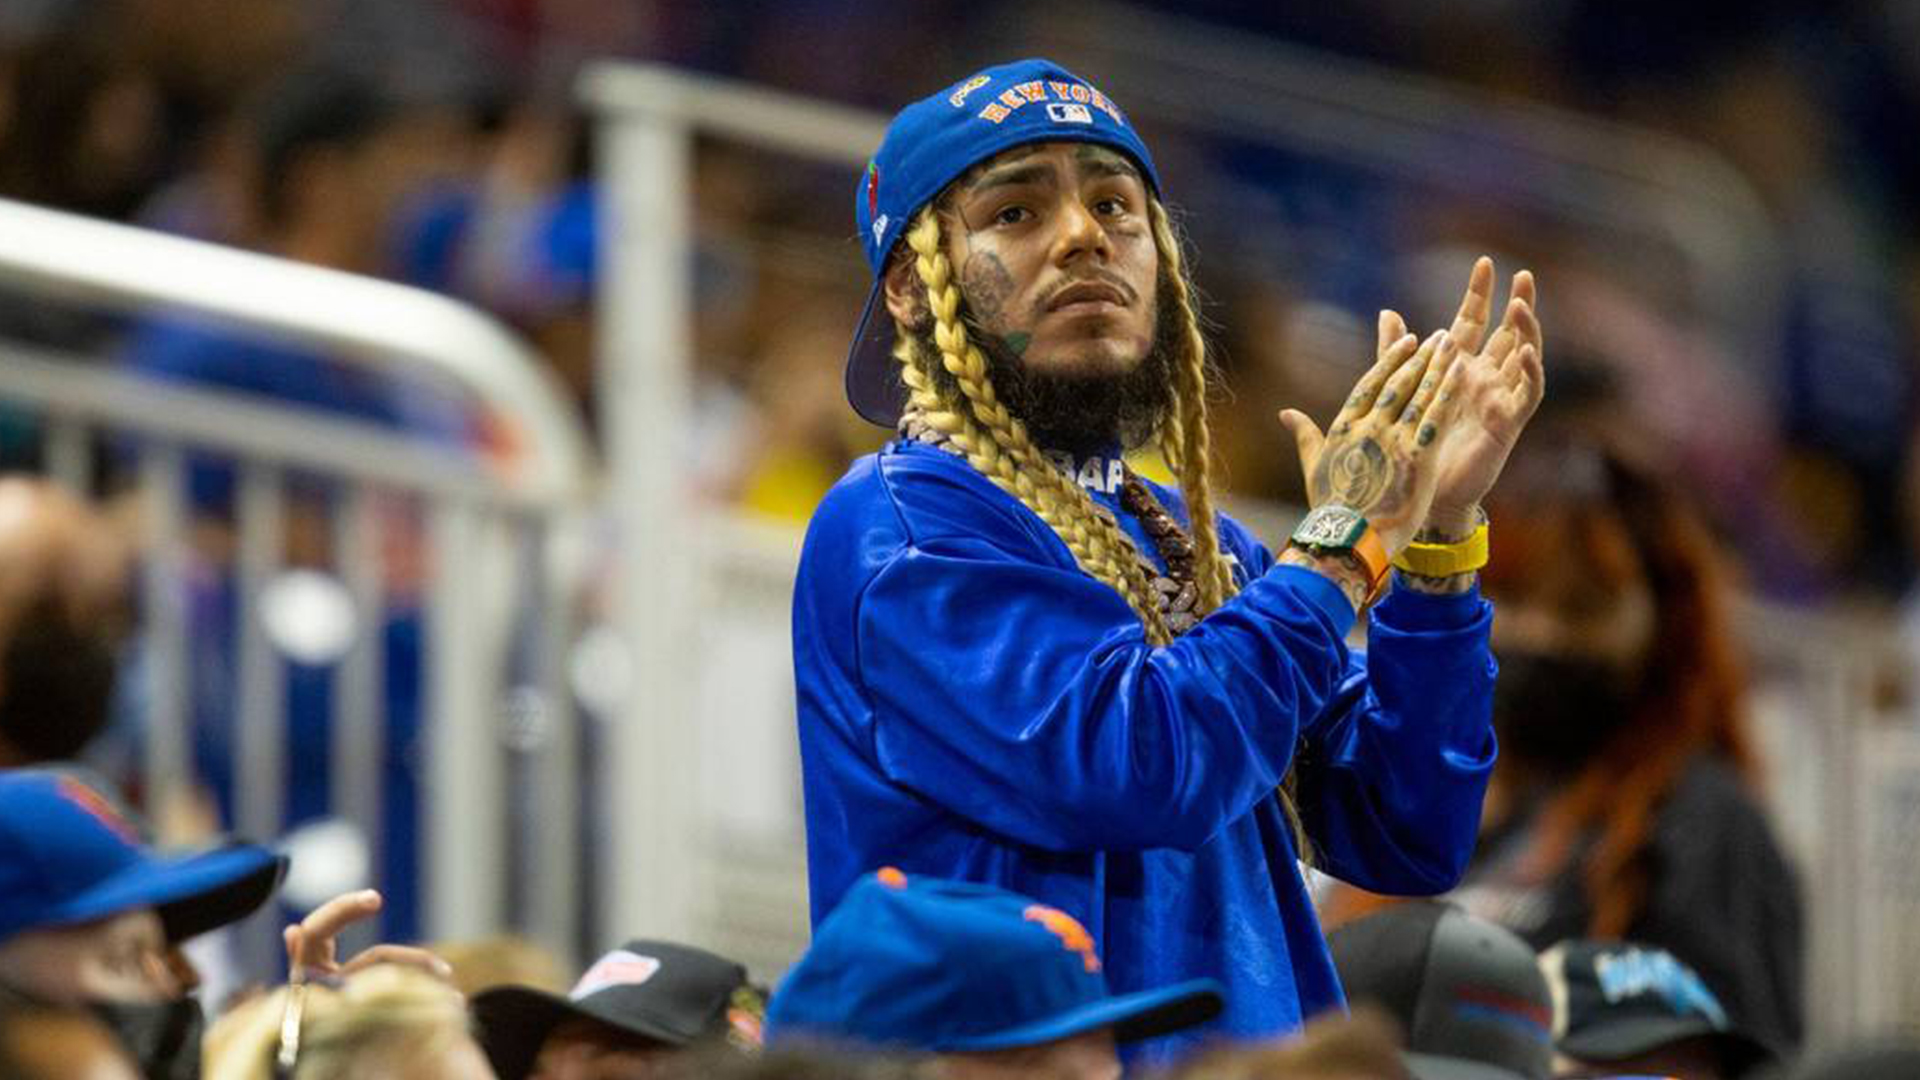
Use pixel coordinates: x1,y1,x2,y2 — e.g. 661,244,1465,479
1050,199,1110,265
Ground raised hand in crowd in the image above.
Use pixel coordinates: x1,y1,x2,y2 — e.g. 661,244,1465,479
282,890,452,984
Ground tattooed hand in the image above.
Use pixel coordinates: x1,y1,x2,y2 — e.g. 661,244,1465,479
1391,257,1546,538
1278,326,1468,557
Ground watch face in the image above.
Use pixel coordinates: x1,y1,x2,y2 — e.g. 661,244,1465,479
1295,506,1364,548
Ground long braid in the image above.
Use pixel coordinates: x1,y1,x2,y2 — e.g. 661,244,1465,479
898,210,1173,644
1152,197,1312,861
1149,198,1234,614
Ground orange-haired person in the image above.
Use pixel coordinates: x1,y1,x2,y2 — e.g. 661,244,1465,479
1457,396,1800,1054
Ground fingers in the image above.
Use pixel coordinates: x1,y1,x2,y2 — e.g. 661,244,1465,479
1337,330,1421,425
1511,268,1536,314
1278,409,1326,470
283,926,304,976
340,944,455,982
1491,299,1540,386
1447,257,1496,355
1400,332,1463,428
1512,292,1541,355
290,889,383,968
1376,309,1408,357
1509,344,1545,420
1421,344,1473,434
1371,330,1446,422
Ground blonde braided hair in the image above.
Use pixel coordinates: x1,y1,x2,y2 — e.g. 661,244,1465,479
1149,198,1236,612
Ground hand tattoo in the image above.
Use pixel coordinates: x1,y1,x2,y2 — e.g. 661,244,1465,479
1316,436,1391,510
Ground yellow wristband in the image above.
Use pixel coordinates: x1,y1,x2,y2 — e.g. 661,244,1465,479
1391,521,1490,577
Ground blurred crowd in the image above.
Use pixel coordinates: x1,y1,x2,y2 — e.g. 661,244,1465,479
0,0,1916,605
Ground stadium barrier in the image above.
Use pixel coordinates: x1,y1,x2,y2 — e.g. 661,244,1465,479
0,196,594,965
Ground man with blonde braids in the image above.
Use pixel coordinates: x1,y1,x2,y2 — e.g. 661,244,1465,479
793,58,1545,1063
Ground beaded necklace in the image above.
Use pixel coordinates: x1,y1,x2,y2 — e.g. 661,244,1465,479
900,413,1204,634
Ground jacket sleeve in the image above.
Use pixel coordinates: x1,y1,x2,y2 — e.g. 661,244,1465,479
854,529,1359,854
1293,581,1497,894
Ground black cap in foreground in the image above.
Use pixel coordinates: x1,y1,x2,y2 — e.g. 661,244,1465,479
1540,940,1776,1078
474,940,758,1080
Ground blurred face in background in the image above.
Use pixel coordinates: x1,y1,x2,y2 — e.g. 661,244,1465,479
0,910,181,1006
0,910,207,1080
527,1019,679,1080
1482,440,1658,777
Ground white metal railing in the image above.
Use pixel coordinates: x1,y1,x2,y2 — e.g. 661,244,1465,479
580,63,884,954
0,196,594,963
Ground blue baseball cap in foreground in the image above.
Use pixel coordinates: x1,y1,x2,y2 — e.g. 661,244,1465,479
845,57,1162,427
0,770,284,945
766,869,1221,1053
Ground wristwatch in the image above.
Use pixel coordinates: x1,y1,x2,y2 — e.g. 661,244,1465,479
1288,505,1391,606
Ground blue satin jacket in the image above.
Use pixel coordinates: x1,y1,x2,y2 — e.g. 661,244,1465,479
792,439,1496,1062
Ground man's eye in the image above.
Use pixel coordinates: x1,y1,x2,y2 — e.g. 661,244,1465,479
1094,197,1127,216
994,205,1031,226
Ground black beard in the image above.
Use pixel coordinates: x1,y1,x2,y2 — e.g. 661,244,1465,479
913,284,1180,458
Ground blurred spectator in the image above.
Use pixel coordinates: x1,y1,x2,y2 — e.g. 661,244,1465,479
730,302,883,522
1170,1008,1412,1080
202,964,490,1080
472,939,763,1080
122,66,479,467
392,102,597,419
0,986,141,1080
0,15,164,222
0,477,132,768
1538,940,1775,1080
0,769,283,1079
1327,901,1553,1080
1436,403,1804,1051
765,870,1222,1080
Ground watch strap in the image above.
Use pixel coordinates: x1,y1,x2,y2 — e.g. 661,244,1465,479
1351,525,1391,605
1391,519,1490,577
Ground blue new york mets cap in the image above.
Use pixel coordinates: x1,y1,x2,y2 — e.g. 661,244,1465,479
765,869,1220,1053
846,58,1162,427
0,770,285,945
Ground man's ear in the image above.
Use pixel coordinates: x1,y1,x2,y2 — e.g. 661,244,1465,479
882,249,928,330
